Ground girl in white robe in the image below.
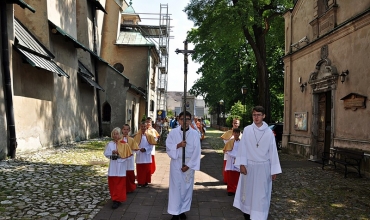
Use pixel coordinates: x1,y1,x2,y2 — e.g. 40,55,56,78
103,127,133,209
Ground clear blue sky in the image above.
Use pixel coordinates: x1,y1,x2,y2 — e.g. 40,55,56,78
131,0,201,92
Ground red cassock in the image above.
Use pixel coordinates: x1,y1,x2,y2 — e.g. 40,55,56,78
150,155,156,175
227,170,240,193
136,163,151,185
108,176,127,202
126,170,136,192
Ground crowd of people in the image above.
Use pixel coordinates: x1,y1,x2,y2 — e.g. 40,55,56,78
103,112,203,220
103,106,281,220
103,117,159,208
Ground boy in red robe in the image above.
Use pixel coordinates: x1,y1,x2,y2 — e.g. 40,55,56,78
223,128,242,196
122,124,139,193
133,122,157,187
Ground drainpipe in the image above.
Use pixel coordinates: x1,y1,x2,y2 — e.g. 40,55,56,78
1,2,17,158
146,47,151,117
91,6,102,137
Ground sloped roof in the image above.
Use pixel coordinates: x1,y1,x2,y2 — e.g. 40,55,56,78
13,18,69,78
48,20,108,64
123,5,136,14
116,31,155,46
121,24,169,38
87,0,107,14
7,0,35,13
78,61,105,91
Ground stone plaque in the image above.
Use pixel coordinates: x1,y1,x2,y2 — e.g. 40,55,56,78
319,14,334,35
340,93,367,110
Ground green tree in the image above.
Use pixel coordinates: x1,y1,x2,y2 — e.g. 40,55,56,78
167,109,174,118
185,0,292,123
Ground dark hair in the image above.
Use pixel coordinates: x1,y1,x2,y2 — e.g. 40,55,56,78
146,117,152,121
232,128,241,133
122,124,130,129
179,111,192,119
252,106,265,114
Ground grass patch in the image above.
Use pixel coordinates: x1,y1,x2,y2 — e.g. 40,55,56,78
40,140,110,166
203,127,226,154
76,140,109,151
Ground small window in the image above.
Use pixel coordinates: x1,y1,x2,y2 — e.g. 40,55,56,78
150,100,155,112
113,63,124,73
102,102,111,122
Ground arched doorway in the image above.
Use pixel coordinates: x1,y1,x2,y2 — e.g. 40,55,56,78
308,51,338,161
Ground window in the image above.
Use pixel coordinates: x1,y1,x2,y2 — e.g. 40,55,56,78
113,63,124,73
102,102,111,122
150,100,155,112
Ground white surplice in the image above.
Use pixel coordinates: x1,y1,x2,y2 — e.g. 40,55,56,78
225,140,240,172
233,122,282,220
135,135,153,164
103,141,128,177
122,137,135,171
166,126,201,215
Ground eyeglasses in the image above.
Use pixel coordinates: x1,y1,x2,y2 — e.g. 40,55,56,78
179,118,191,121
252,114,263,117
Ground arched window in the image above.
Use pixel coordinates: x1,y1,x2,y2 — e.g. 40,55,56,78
102,102,111,122
150,100,155,112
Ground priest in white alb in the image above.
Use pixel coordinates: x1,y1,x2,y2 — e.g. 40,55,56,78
233,106,282,220
166,111,201,220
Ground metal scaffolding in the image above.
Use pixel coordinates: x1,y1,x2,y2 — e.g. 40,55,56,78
121,4,172,114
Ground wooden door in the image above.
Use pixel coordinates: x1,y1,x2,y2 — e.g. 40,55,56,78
318,92,331,160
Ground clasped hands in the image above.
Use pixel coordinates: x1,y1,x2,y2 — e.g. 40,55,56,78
181,165,189,172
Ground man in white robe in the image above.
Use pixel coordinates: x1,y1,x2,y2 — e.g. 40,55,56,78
166,111,201,220
233,106,282,220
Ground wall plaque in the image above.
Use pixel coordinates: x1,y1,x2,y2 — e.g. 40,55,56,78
294,112,308,131
340,93,367,110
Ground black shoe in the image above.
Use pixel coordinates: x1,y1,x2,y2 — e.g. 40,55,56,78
171,215,179,220
243,213,250,220
179,213,187,220
111,201,120,209
143,183,149,187
137,184,142,188
227,192,235,196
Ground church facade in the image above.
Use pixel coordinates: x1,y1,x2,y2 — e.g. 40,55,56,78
283,0,370,175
